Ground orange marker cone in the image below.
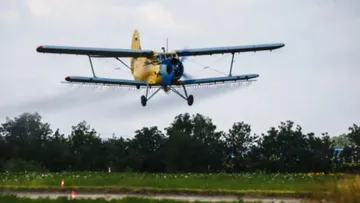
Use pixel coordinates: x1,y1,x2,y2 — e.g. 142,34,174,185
71,190,76,200
61,179,64,188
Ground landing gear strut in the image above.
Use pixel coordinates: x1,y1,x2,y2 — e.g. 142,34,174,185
140,84,194,106
171,85,194,106
140,84,161,107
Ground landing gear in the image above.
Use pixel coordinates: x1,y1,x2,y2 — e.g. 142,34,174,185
141,95,147,106
187,95,194,106
169,85,194,106
140,84,194,106
140,84,161,107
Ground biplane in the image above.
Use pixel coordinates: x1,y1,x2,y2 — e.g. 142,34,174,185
36,29,285,106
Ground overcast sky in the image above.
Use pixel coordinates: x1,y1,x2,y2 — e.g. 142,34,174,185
1,0,359,138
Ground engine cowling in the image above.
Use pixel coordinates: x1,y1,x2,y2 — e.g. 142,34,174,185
159,63,173,76
157,58,184,85
170,58,184,80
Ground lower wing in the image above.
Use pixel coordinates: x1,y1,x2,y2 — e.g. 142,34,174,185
63,74,258,88
63,76,148,87
177,74,259,85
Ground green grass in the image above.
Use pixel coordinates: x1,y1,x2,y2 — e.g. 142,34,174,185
0,195,255,203
0,172,349,197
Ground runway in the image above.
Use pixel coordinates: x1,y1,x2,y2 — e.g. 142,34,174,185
2,192,304,203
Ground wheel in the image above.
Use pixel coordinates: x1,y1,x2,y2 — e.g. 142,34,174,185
187,95,194,106
141,95,147,106
136,85,140,89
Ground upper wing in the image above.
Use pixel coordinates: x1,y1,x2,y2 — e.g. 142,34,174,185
169,43,285,57
176,74,259,85
36,45,155,58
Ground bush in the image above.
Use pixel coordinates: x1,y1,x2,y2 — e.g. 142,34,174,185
2,158,48,172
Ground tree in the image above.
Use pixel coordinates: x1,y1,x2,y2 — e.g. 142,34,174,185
129,126,166,172
164,113,224,173
223,121,257,172
330,134,351,148
0,112,52,171
67,121,103,171
43,129,72,171
103,135,128,172
0,111,358,173
346,124,360,163
348,124,360,147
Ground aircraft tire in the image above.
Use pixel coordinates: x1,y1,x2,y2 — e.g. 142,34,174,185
187,95,194,106
141,95,147,106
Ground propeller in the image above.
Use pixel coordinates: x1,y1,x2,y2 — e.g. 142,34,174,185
178,47,194,80
182,72,193,79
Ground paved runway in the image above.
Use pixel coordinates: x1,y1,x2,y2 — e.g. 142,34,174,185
2,192,304,203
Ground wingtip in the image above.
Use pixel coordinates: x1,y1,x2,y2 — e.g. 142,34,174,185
36,45,43,52
252,74,260,78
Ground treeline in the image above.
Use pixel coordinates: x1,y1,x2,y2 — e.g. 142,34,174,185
0,112,359,173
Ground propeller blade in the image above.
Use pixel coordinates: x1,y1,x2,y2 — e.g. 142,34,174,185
180,46,189,63
182,72,193,79
178,46,193,79
180,56,188,63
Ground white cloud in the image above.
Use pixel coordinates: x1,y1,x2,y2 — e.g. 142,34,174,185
137,2,173,25
25,0,129,25
25,0,54,16
0,10,18,24
24,0,195,37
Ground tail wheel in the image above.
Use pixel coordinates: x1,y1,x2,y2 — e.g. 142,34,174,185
141,95,147,106
187,95,194,106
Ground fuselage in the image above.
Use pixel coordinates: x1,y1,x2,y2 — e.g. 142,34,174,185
131,57,161,84
131,54,184,87
130,29,184,88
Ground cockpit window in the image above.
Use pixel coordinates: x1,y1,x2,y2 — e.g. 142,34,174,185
156,55,166,61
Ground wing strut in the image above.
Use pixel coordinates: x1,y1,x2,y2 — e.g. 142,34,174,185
83,55,132,78
115,57,131,70
88,56,97,77
229,53,235,76
170,85,189,100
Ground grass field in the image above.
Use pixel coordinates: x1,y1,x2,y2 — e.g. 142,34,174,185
0,195,254,203
0,172,348,197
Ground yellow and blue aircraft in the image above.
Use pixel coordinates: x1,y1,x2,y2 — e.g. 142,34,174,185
36,29,285,107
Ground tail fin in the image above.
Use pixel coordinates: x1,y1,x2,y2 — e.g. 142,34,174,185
130,29,141,74
131,29,141,50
